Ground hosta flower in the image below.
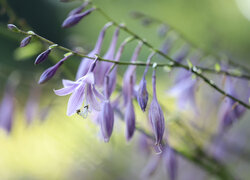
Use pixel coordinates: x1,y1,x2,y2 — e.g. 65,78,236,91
149,69,165,145
76,22,112,80
137,52,155,112
20,35,32,47
99,76,114,142
95,26,120,86
167,72,198,113
122,41,143,105
105,37,133,97
38,53,72,84
164,146,178,180
218,78,247,132
0,75,18,133
62,7,96,28
54,60,104,116
125,93,136,141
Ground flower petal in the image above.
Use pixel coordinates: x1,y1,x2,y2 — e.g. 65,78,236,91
86,85,101,111
66,83,85,116
54,83,79,96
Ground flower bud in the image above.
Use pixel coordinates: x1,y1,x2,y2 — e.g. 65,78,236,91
62,7,96,28
7,24,19,32
149,69,165,145
100,101,114,142
125,98,135,141
34,49,51,64
20,35,32,47
38,54,72,84
137,76,148,112
136,52,154,112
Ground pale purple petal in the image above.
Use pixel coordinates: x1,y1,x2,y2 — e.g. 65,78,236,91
86,84,101,111
54,83,79,96
67,83,86,116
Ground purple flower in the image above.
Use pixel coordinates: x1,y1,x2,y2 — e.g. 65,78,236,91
34,49,51,64
94,26,120,87
25,86,40,125
76,22,112,80
105,37,133,98
38,54,72,84
167,73,198,113
172,44,190,63
0,77,18,134
54,60,104,116
68,1,89,16
62,7,96,28
125,95,136,141
218,78,247,132
137,52,155,112
122,41,143,105
20,35,32,47
164,146,178,180
99,76,115,142
149,69,165,145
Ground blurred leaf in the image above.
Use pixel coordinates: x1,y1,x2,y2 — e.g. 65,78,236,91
13,42,43,61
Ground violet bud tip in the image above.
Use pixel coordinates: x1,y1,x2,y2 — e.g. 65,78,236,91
7,24,19,32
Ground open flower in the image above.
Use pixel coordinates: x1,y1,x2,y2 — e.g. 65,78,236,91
54,60,104,116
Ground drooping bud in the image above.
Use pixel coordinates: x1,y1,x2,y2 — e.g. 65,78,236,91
106,37,134,97
137,76,148,112
95,26,120,86
149,69,165,145
137,52,154,112
62,7,96,28
125,97,135,141
124,76,136,141
68,1,89,16
20,35,32,47
34,49,51,64
7,24,19,32
99,76,114,142
0,73,19,134
76,22,112,80
38,53,72,84
123,41,143,105
164,146,178,180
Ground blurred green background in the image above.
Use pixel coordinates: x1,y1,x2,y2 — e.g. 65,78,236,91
0,0,250,179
